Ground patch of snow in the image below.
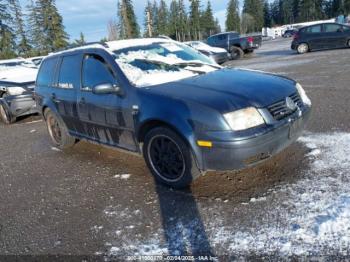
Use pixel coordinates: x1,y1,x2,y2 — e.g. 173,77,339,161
51,147,61,152
30,129,36,133
210,132,350,256
250,196,267,202
114,174,131,179
185,41,227,54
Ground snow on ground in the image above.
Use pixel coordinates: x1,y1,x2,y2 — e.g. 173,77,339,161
103,132,350,257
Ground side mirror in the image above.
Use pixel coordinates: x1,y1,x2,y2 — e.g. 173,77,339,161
92,83,123,96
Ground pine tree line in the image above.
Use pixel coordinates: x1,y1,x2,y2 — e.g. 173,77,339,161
109,0,221,41
0,0,69,59
264,0,350,28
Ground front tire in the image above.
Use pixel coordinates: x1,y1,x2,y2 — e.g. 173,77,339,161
297,43,309,54
347,39,350,47
44,109,76,149
0,104,15,124
143,127,201,189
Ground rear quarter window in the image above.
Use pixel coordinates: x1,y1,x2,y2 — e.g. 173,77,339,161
305,25,322,33
36,57,59,87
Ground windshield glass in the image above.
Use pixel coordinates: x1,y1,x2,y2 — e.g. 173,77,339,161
113,41,219,87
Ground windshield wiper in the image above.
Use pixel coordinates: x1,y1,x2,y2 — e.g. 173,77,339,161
173,61,221,69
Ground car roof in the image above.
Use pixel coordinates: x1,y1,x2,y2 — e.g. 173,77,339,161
299,22,344,30
209,31,239,38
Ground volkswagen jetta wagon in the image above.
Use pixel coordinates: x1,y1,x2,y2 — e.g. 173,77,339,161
35,38,311,188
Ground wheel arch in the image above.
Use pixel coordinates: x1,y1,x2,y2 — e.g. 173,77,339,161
137,118,204,171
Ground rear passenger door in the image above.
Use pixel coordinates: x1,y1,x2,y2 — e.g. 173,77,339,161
53,54,82,132
77,52,137,151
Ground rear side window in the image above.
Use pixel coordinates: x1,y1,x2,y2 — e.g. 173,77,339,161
324,24,342,33
305,25,321,33
58,54,82,89
343,25,350,31
82,54,116,91
37,57,59,87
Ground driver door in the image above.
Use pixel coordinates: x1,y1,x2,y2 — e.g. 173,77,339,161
77,53,137,151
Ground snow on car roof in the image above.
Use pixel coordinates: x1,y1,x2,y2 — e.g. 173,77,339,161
0,58,26,65
106,38,174,51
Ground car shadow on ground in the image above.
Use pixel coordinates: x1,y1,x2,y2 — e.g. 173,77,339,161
155,184,215,259
256,50,297,57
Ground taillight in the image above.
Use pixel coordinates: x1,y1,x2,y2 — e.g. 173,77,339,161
247,37,254,43
293,33,299,40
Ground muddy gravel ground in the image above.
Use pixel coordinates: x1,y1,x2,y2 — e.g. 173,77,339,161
1,38,350,261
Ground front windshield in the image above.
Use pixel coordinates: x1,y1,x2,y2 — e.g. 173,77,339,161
113,41,219,87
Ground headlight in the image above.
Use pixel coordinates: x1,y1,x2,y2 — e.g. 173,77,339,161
224,107,265,131
296,83,311,106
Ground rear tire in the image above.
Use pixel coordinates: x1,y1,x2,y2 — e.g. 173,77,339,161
297,43,309,54
44,109,76,149
230,46,244,60
143,127,201,189
0,104,15,124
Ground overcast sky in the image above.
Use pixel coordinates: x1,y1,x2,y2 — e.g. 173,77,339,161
20,0,233,42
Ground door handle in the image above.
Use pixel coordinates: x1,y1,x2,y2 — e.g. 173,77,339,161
51,93,60,103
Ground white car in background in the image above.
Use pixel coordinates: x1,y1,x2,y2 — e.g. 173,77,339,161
185,41,229,64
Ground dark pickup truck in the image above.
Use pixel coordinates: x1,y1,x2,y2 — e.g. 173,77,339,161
207,32,262,60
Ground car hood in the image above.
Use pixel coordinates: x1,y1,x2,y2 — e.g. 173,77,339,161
148,68,297,113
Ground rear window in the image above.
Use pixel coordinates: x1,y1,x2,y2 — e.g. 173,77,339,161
303,25,321,33
58,54,81,89
324,24,342,33
37,57,59,87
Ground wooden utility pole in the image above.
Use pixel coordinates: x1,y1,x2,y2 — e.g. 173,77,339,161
146,10,153,37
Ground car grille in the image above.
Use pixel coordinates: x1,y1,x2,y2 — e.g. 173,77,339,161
268,93,303,120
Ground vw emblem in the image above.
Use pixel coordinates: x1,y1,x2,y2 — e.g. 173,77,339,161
285,97,297,111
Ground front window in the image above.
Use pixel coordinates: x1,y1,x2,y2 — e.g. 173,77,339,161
112,41,220,87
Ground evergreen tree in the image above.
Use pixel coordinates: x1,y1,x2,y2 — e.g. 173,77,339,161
263,0,272,27
26,0,42,53
8,0,30,56
0,0,16,58
226,0,241,32
74,32,86,46
292,0,300,22
299,0,324,21
178,0,187,41
168,0,179,40
214,18,221,34
151,0,158,36
117,0,140,39
157,0,168,36
189,0,201,40
243,0,264,32
201,1,216,38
